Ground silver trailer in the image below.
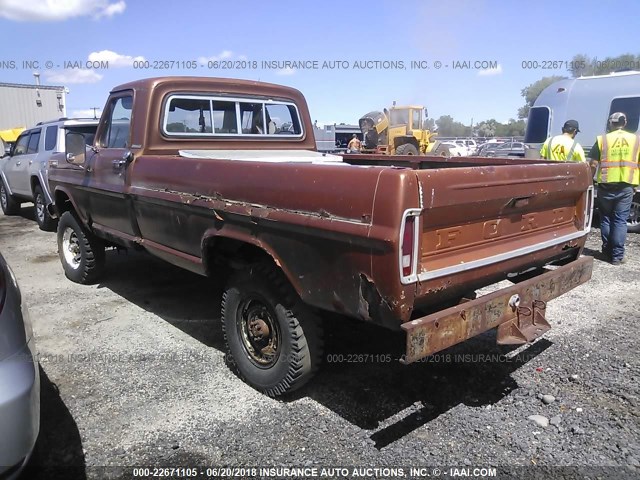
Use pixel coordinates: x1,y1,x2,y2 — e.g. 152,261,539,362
525,71,640,154
524,71,640,232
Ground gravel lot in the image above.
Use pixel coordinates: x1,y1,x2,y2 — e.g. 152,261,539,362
1,206,639,480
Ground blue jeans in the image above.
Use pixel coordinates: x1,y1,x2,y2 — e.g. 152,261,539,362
598,185,634,261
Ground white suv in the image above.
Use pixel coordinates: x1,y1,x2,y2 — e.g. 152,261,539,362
0,118,98,230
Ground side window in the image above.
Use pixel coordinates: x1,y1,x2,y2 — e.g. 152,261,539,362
609,97,640,133
212,100,237,134
45,125,58,151
411,110,421,130
27,130,41,154
100,95,133,148
166,97,212,134
524,107,550,143
265,104,301,134
13,133,30,155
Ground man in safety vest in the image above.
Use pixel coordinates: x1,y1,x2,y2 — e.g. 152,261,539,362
539,119,585,161
589,112,640,265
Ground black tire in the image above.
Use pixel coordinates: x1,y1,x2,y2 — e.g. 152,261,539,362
0,180,21,215
57,211,105,284
628,194,640,234
396,143,419,155
33,184,57,231
221,263,323,397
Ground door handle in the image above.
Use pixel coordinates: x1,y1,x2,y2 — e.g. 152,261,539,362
112,151,133,172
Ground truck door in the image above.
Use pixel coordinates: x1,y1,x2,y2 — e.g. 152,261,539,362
6,129,40,196
87,93,137,237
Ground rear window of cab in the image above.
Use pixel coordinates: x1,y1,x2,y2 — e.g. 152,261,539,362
163,95,304,138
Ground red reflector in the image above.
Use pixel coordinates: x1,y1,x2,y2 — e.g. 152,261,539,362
402,216,415,277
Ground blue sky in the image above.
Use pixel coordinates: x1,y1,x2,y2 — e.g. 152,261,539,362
1,0,640,127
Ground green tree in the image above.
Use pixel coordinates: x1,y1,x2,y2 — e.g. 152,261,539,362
518,75,567,119
435,115,469,136
475,119,499,137
425,117,436,132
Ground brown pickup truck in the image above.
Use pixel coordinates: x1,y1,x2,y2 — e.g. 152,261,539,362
48,76,594,396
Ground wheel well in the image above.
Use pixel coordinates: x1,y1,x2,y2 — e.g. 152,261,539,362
30,176,41,193
203,237,277,276
54,190,73,215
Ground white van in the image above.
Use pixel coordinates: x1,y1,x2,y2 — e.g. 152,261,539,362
524,71,640,232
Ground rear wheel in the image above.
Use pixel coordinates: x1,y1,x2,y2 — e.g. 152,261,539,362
628,194,640,233
396,143,419,155
221,263,323,397
0,180,21,215
33,185,57,231
57,211,105,284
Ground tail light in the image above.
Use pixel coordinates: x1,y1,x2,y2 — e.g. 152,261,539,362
584,185,595,230
400,209,421,283
402,217,415,277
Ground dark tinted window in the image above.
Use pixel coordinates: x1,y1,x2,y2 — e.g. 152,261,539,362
609,97,640,133
45,125,58,151
27,130,41,153
524,107,550,143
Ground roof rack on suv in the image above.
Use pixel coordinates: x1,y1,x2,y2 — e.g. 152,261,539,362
36,117,69,126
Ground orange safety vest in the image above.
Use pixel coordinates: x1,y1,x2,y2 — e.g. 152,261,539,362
596,129,640,185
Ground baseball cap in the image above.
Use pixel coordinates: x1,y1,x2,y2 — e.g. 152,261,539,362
609,112,626,124
563,119,580,132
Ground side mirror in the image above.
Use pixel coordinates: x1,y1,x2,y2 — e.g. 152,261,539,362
65,132,87,165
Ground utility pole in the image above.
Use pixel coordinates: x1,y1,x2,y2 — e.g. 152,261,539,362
91,107,100,119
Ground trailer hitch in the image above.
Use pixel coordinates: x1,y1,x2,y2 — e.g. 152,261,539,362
496,297,550,345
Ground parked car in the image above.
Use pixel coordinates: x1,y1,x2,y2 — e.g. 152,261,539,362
0,252,40,478
486,141,528,158
475,142,504,156
440,141,466,156
0,118,99,231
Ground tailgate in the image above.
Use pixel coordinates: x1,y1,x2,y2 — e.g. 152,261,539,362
403,161,594,284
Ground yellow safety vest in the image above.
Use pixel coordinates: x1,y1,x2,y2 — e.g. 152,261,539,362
596,129,640,185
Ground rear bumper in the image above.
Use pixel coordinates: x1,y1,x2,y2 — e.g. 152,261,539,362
401,255,593,363
0,341,40,478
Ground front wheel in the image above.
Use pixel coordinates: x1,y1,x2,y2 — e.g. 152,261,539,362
395,143,419,155
57,211,105,284
0,180,21,215
221,264,323,397
33,185,57,231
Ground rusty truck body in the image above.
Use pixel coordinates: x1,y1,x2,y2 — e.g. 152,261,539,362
48,77,594,396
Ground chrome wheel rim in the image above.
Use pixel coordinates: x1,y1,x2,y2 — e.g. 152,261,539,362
62,227,81,269
237,296,281,368
35,193,45,222
0,185,7,211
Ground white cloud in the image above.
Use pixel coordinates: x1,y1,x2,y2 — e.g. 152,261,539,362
97,0,125,18
197,50,235,63
276,67,296,76
45,69,103,84
88,50,144,68
0,0,126,21
71,109,102,119
478,64,503,76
